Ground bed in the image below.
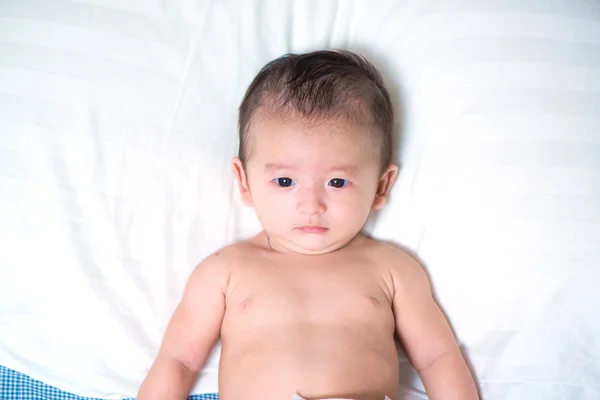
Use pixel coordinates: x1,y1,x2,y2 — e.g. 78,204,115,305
1,0,599,399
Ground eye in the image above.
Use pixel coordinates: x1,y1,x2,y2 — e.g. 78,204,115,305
273,177,295,187
328,178,349,188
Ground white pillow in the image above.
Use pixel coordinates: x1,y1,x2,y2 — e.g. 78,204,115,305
0,1,599,399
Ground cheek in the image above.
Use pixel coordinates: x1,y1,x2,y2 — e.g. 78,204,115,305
327,190,372,217
252,186,293,216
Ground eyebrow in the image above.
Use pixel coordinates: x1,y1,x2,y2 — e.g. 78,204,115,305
264,163,359,175
264,163,296,172
329,165,359,175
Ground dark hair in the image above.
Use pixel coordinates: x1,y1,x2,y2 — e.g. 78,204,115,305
238,50,394,171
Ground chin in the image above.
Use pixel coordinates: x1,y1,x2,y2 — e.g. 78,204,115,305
266,228,358,255
287,235,350,255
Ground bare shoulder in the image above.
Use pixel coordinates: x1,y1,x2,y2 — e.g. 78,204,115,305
185,243,242,294
362,237,432,298
186,236,264,292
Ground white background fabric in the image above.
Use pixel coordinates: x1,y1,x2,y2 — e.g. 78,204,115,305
1,0,599,398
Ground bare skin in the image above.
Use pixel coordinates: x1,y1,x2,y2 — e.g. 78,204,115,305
138,115,478,399
138,232,477,400
220,233,398,400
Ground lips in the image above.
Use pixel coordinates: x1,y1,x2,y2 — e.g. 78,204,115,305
297,225,328,233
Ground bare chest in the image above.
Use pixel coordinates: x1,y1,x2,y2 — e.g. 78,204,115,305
223,255,394,329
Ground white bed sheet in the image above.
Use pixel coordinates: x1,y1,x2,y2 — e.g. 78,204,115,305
0,0,599,398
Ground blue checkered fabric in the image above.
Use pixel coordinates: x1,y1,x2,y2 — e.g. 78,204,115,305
0,365,219,400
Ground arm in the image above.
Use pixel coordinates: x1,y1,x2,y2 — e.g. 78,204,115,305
391,254,479,400
137,252,229,400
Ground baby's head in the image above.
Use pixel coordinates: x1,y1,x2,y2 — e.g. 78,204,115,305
233,50,398,255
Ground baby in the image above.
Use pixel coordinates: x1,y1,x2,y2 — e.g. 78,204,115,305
137,50,478,400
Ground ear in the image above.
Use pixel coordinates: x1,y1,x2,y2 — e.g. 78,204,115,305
372,164,399,210
232,157,253,207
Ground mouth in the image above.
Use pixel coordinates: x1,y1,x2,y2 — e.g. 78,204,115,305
296,225,328,234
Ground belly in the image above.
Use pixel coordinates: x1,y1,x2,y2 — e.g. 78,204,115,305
218,323,399,400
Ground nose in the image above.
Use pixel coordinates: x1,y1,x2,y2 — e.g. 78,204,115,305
296,186,326,215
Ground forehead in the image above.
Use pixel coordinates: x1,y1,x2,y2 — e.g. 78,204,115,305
247,114,379,168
